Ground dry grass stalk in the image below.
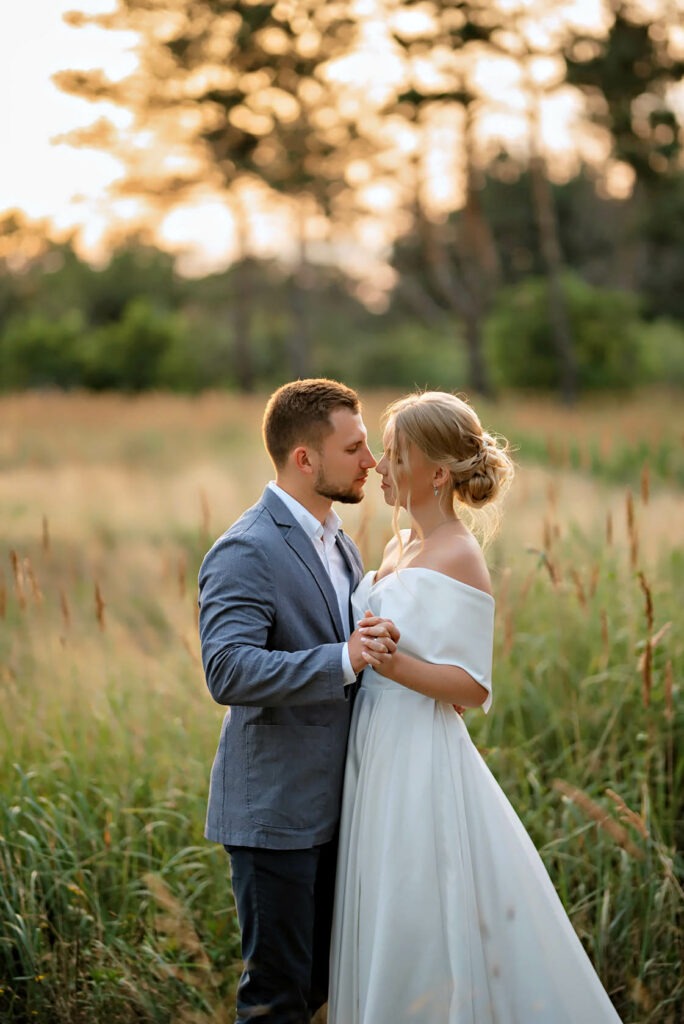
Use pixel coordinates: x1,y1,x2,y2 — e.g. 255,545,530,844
199,487,211,538
631,978,654,1012
637,571,654,634
94,581,106,631
9,549,26,609
0,576,6,619
649,621,671,649
544,553,560,586
543,517,553,552
570,568,587,608
60,588,71,630
589,562,600,598
664,660,673,722
640,462,650,505
605,788,649,839
626,491,639,569
605,511,613,547
24,556,43,605
179,632,200,664
526,544,560,586
637,572,655,707
638,638,655,704
143,872,218,996
41,514,50,554
552,779,645,860
177,552,187,598
639,642,652,708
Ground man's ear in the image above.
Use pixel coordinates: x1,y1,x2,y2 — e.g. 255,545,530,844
293,446,314,475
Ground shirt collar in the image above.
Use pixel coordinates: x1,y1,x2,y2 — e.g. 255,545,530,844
268,481,342,542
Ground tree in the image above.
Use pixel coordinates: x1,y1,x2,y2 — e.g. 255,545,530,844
56,0,363,386
379,0,501,396
566,2,684,189
565,1,684,319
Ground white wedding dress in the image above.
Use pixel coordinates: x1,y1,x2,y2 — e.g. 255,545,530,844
328,568,622,1024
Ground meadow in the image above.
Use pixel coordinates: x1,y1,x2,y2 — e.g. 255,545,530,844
0,389,682,1024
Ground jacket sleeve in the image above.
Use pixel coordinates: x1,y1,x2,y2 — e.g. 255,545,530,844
198,532,348,707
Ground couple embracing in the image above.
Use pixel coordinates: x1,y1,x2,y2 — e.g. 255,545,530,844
198,379,622,1024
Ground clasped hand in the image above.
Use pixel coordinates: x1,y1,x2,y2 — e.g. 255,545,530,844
348,610,399,675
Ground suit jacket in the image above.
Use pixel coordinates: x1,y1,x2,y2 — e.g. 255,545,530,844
199,486,364,849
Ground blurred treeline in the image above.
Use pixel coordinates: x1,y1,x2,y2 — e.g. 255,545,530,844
2,0,684,397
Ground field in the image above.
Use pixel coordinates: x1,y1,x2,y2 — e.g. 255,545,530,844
0,389,682,1024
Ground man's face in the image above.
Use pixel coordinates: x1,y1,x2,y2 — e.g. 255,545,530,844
312,408,376,504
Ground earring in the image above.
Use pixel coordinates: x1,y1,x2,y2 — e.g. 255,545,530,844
433,486,439,497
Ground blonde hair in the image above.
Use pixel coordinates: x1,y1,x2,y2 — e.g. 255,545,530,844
382,391,515,544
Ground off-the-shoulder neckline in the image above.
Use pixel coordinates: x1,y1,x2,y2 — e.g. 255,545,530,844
368,566,495,602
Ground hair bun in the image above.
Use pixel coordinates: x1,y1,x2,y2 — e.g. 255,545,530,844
454,432,513,508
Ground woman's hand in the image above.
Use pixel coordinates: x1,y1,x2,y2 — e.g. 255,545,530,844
358,610,398,674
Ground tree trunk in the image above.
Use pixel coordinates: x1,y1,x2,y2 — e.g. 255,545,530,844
414,109,496,398
231,198,255,392
527,91,578,404
463,309,490,396
285,200,314,379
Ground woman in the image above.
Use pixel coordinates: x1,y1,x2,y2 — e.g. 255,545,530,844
328,391,622,1024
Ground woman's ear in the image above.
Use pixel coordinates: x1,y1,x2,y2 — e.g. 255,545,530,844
433,466,450,488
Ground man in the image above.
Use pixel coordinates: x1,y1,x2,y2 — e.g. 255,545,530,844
198,378,397,1023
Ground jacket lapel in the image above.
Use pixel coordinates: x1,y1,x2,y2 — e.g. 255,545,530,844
335,531,363,634
261,487,346,642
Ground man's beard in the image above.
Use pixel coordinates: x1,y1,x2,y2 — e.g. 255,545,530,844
314,469,364,504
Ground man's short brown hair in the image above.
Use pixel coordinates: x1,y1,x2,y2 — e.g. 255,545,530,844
262,378,360,469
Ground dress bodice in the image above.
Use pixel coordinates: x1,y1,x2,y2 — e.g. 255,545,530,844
352,568,495,711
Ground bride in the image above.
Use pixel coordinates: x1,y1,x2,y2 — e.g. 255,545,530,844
328,391,622,1024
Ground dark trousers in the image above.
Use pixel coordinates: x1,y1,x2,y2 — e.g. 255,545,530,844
226,840,338,1024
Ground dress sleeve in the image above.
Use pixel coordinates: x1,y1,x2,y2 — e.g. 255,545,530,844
384,572,495,713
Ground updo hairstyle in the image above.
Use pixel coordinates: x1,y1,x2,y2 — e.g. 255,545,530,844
382,391,514,528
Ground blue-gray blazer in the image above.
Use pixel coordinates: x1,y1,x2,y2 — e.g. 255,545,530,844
199,486,364,849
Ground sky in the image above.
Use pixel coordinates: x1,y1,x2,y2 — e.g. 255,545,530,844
0,1,135,242
1,0,682,278
0,0,326,273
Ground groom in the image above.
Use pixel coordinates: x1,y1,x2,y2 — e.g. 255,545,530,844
198,378,396,1023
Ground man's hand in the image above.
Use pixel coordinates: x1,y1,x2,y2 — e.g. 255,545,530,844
347,610,399,674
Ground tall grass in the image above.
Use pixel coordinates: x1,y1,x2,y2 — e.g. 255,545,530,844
0,391,682,1023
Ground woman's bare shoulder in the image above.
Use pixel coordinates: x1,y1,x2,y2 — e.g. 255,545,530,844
433,533,492,596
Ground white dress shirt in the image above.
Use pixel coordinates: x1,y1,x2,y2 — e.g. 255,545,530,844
268,482,356,684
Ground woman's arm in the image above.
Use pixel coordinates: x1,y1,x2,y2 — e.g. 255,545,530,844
359,620,488,708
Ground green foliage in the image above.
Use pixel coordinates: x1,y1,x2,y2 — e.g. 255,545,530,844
320,319,467,391
80,299,193,392
0,311,87,390
486,274,646,391
640,318,684,388
0,301,196,393
1,232,683,396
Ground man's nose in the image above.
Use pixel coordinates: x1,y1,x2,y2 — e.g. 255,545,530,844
361,445,377,468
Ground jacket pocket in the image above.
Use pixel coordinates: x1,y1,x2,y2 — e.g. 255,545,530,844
245,723,331,830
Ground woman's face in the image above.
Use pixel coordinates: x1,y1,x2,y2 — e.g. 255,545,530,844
375,425,436,509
